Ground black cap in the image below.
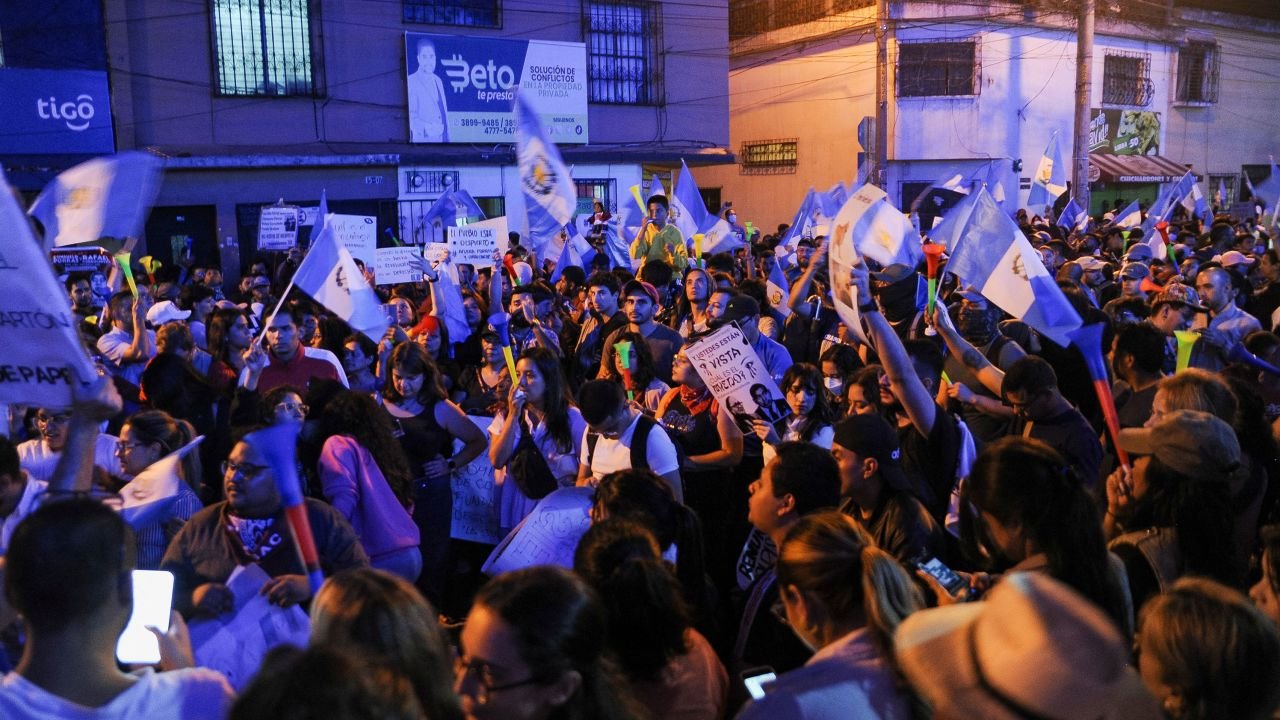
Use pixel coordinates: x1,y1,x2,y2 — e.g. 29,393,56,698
833,414,910,491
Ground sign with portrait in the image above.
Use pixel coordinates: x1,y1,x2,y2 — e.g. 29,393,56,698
684,323,791,435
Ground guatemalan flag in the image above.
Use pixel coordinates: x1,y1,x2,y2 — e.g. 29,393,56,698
1113,200,1142,229
515,92,576,251
292,224,389,343
840,183,922,270
29,151,162,249
928,190,979,251
1057,198,1088,233
671,159,710,242
1028,131,1067,209
947,189,1081,347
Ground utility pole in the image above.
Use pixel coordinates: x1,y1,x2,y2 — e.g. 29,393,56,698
874,0,889,189
1072,0,1094,213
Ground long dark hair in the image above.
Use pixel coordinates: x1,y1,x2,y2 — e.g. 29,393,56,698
965,437,1131,631
674,267,711,328
518,347,575,454
574,519,691,682
598,330,658,390
317,390,415,506
124,409,201,491
383,342,448,406
780,363,836,442
474,566,644,720
1129,455,1239,587
206,307,247,363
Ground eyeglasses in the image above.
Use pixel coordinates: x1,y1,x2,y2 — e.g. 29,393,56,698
35,413,72,426
274,402,309,415
222,460,269,480
453,656,545,705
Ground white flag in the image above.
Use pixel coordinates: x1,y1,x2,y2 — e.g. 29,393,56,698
292,226,389,343
28,152,162,249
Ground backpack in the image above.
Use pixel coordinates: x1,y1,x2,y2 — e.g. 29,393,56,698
585,413,685,474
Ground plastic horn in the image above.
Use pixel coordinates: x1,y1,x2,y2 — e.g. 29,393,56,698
630,184,646,213
1174,330,1198,373
1067,323,1129,470
384,227,403,247
114,251,138,298
488,312,518,382
745,221,754,242
693,233,704,266
1156,221,1176,265
246,424,324,594
1140,276,1165,295
1121,230,1131,252
503,255,520,287
1227,342,1280,377
139,256,160,285
614,340,635,402
923,243,945,317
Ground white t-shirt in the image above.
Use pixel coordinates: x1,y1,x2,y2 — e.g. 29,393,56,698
17,435,121,483
96,328,156,386
0,667,234,720
0,476,46,555
580,413,680,482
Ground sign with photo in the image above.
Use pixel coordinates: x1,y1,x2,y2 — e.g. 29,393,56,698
404,33,588,144
684,323,791,435
257,206,300,251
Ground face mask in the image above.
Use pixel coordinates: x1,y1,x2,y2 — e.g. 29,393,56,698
823,377,844,396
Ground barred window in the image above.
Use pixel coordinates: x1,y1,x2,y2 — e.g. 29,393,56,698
403,0,500,28
212,0,316,96
740,139,797,175
576,179,616,214
897,41,978,97
1102,51,1153,107
584,1,661,105
1175,42,1219,104
833,0,875,10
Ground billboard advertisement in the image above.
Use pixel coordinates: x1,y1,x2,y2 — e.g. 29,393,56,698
0,69,115,154
1088,109,1162,156
404,33,588,144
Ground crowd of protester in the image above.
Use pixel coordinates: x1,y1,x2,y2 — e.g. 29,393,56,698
5,191,1280,719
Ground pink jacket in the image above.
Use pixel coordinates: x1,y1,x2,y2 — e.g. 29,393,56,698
318,436,420,560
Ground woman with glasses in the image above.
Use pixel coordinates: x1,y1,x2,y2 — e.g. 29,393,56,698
453,565,644,720
737,511,923,720
756,363,836,465
113,410,204,569
381,342,486,604
260,385,308,427
316,390,422,582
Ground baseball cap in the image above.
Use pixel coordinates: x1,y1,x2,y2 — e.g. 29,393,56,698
832,414,910,491
145,300,191,325
718,295,761,325
621,279,660,306
1116,409,1241,481
1119,263,1150,280
1150,283,1207,312
1212,250,1256,268
1123,244,1154,262
251,276,272,288
1075,256,1109,272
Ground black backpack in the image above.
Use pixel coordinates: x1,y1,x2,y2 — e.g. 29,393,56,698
585,413,685,474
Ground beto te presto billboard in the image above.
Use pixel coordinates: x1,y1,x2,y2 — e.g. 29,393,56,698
404,33,588,145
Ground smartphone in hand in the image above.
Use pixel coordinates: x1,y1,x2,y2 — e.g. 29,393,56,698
116,570,175,665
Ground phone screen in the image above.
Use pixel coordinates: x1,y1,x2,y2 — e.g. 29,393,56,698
741,668,776,700
918,557,967,596
115,570,175,665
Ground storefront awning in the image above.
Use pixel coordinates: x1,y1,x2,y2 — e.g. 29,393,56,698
1089,154,1200,184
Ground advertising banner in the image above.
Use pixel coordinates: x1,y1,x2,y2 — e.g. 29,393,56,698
1089,109,1162,156
0,69,115,154
404,33,588,144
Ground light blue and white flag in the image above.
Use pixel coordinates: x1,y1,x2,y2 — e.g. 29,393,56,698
1143,171,1195,235
1027,131,1067,209
672,160,710,242
781,188,830,249
310,189,329,245
984,161,1007,208
927,190,979,251
292,225,389,343
1056,198,1089,233
515,92,576,250
1253,160,1280,228
1180,181,1208,220
1215,178,1227,208
1113,200,1143,229
948,189,1081,347
837,183,922,270
28,152,162,249
648,172,666,199
766,256,792,318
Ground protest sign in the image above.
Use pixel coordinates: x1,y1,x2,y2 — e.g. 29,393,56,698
448,216,508,268
257,205,300,251
684,323,791,435
0,169,98,408
327,213,377,266
374,246,424,285
189,563,310,691
482,486,593,575
426,242,451,263
828,195,873,345
451,416,503,545
736,527,778,591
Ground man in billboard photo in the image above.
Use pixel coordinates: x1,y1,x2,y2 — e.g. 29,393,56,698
408,38,449,143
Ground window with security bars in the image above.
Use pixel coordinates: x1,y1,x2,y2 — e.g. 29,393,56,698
897,41,978,97
740,139,797,175
1102,51,1153,107
212,0,316,96
576,179,616,213
403,0,500,27
1175,42,1219,104
584,1,661,105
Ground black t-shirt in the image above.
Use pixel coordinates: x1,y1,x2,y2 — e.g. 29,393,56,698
1010,406,1104,488
897,405,961,524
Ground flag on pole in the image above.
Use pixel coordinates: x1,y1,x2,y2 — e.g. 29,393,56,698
28,151,162,249
1180,181,1208,220
766,257,791,318
1056,198,1089,233
927,190,979,251
1253,160,1280,228
1143,171,1195,235
839,183,922,270
672,159,710,242
1028,131,1067,209
947,189,1082,347
780,188,829,249
648,173,666,199
1113,200,1143,229
292,225,389,343
1215,178,1226,208
985,161,1007,208
310,189,329,245
515,92,576,250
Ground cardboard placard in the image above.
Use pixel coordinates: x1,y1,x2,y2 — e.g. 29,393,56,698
450,415,503,545
327,213,377,266
447,216,509,268
374,246,424,286
481,487,593,575
257,206,300,251
683,323,791,435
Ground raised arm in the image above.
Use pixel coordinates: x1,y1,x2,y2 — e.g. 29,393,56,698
931,300,1006,397
787,239,828,314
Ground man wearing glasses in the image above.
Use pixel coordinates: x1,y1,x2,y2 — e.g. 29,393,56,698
15,408,121,483
161,434,368,617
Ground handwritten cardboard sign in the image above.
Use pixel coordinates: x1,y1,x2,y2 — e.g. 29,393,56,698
684,323,791,434
448,216,508,268
327,213,376,266
374,246,424,286
451,415,503,545
481,487,593,575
